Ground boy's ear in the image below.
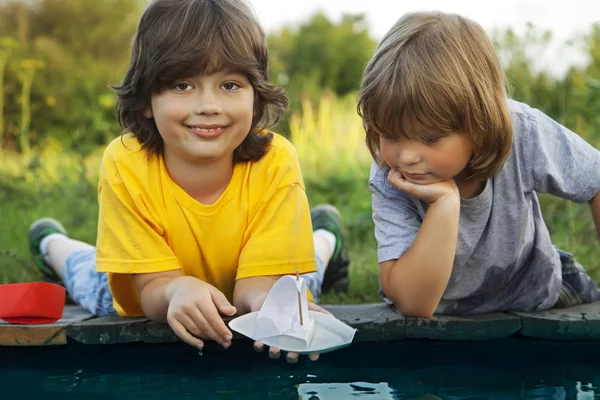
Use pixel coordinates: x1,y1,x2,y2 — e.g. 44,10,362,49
143,107,153,119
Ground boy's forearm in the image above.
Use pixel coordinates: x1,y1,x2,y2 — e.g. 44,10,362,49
384,195,460,317
138,276,179,323
590,192,600,241
233,275,279,315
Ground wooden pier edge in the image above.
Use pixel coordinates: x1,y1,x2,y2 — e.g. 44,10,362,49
1,302,599,346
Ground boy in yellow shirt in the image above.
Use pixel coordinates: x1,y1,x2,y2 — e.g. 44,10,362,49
26,0,349,362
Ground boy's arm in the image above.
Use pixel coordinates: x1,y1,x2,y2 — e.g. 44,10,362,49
132,270,236,349
590,192,600,240
132,269,183,322
380,193,460,318
232,275,279,315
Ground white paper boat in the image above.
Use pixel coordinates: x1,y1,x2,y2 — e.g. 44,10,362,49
229,275,356,354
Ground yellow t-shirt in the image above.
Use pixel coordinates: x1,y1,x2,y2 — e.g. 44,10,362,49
95,133,317,316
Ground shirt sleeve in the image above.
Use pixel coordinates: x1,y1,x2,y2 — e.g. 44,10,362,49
95,160,180,274
369,162,423,263
521,106,600,203
236,164,317,280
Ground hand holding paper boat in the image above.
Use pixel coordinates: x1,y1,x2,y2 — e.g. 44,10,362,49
229,274,356,354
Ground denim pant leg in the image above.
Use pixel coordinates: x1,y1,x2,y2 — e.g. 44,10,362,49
303,255,326,304
554,249,600,308
62,247,118,317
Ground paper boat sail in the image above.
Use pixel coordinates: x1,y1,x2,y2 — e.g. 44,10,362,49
252,275,316,349
229,274,357,354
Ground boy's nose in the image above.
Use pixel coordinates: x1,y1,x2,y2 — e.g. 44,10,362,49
193,92,222,115
398,144,422,165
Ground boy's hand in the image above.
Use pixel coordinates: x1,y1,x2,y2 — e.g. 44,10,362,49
166,276,237,350
387,170,459,204
252,302,333,363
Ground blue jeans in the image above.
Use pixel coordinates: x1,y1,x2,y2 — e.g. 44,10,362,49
554,249,600,307
63,248,327,317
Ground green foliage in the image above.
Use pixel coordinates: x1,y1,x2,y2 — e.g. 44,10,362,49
267,12,377,112
0,0,141,153
1,3,600,305
0,144,99,283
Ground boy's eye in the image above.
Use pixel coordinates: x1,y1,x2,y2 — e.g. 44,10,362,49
422,136,441,144
173,83,193,91
380,133,397,142
221,82,240,91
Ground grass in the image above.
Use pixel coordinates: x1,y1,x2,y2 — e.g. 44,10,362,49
1,93,600,305
0,153,381,304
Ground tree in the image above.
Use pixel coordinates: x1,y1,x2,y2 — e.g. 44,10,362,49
0,0,142,152
268,11,376,110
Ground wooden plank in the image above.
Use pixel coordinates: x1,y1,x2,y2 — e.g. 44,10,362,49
512,302,600,340
405,313,521,340
144,315,247,344
0,305,94,346
144,321,180,343
67,316,147,344
323,303,405,341
15,303,600,346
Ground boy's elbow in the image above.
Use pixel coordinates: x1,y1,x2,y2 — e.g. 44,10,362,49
383,290,437,318
396,304,435,318
380,262,438,318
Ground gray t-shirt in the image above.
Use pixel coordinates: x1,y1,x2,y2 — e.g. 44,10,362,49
369,99,600,314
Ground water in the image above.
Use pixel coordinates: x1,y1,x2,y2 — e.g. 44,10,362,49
2,337,600,399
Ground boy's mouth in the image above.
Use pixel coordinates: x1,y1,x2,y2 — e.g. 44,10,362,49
186,124,228,138
402,171,429,180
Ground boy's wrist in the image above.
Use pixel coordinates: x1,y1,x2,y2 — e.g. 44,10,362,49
429,190,460,208
164,275,195,302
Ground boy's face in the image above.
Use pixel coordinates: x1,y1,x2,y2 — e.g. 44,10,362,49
379,131,472,185
144,70,254,165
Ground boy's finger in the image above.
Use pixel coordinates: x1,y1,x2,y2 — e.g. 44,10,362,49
175,313,204,337
308,302,333,316
209,287,237,316
387,170,402,183
169,319,205,350
309,353,320,361
285,352,299,364
191,306,230,348
269,346,281,359
254,341,265,352
199,302,233,346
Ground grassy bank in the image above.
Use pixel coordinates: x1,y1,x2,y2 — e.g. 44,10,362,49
1,94,600,305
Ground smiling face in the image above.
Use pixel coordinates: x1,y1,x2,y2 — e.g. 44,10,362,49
144,70,255,165
379,132,473,184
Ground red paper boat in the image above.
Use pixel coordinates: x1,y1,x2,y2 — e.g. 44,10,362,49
0,282,66,324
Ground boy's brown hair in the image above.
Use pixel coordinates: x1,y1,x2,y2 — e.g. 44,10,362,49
113,0,288,164
357,11,512,180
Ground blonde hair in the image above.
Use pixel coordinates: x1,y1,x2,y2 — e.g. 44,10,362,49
357,11,512,180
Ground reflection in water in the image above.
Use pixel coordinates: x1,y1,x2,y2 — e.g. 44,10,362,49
298,382,398,399
1,337,600,399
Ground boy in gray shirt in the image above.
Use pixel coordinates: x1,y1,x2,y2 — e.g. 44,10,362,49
358,11,600,316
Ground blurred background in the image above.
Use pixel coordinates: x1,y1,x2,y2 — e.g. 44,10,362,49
0,0,599,304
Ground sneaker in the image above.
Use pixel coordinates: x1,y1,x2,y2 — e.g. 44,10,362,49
310,204,349,293
28,218,68,285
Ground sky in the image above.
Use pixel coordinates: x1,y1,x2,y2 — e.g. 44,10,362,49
250,0,600,75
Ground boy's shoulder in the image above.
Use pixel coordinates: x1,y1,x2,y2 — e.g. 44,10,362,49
257,131,300,168
506,99,545,147
102,134,145,162
248,131,304,187
507,99,554,134
507,98,537,121
100,134,150,181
